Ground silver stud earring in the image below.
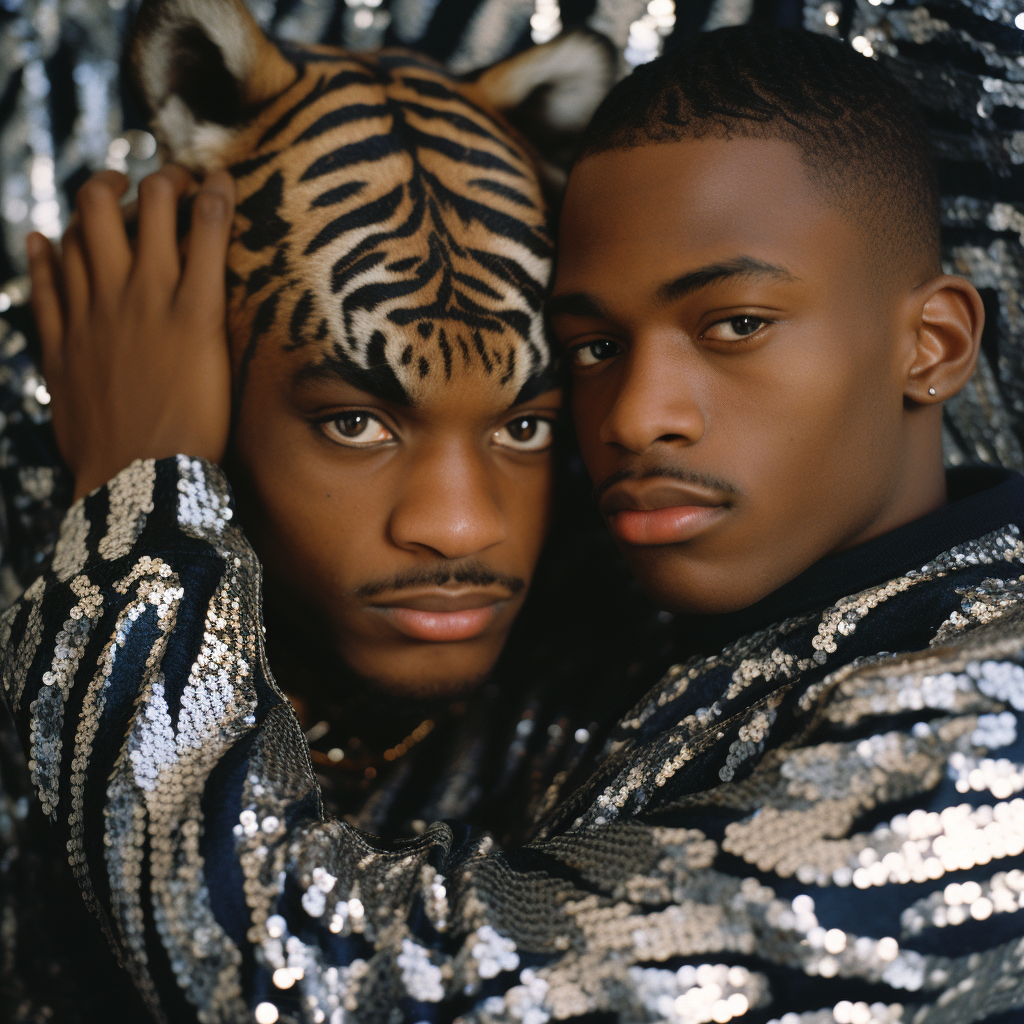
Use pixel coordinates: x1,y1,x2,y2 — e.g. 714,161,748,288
928,388,936,396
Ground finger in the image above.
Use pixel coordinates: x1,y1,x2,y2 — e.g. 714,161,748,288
26,232,66,376
60,222,91,329
73,171,132,296
132,164,196,290
178,170,236,316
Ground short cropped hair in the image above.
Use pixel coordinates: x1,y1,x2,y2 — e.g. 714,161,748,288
578,27,940,275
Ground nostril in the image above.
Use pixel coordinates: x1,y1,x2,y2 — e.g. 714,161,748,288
607,432,692,454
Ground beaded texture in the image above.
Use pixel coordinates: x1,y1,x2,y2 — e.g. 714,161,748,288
1,1,1024,1021
1,456,1023,1024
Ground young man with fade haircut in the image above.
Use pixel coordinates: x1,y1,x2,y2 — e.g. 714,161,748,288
7,23,1024,1024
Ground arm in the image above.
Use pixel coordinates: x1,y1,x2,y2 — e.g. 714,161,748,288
12,166,1024,1024
13,471,1024,1024
2,455,271,1020
0,454,734,1023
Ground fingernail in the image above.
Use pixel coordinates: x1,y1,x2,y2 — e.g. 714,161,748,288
197,190,227,220
26,233,42,259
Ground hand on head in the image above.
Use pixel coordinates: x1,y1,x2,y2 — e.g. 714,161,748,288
26,164,236,500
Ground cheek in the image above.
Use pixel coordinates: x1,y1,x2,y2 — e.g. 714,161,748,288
570,379,615,467
717,321,903,505
777,317,903,448
501,460,556,565
233,412,388,600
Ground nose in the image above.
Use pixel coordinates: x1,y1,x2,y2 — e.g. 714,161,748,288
599,335,706,453
389,441,507,559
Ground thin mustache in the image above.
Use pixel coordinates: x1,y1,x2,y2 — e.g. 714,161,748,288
355,562,526,600
592,466,741,506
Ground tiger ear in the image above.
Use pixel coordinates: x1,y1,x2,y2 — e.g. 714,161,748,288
468,31,618,190
128,0,296,171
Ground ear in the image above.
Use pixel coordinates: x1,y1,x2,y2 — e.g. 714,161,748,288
128,0,296,172
903,275,985,404
467,31,618,191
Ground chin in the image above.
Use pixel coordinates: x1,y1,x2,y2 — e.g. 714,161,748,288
337,638,504,702
358,667,493,702
624,551,769,616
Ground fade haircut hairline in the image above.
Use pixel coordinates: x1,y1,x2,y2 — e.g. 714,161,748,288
576,26,942,283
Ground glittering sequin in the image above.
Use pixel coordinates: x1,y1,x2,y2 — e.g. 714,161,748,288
1,428,1024,1024
1,0,1024,1017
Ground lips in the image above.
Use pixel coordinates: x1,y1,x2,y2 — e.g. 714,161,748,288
382,605,498,641
368,589,507,642
599,479,730,547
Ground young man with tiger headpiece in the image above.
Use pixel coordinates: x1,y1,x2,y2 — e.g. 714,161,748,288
24,0,618,795
2,0,620,1018
8,7,1024,1024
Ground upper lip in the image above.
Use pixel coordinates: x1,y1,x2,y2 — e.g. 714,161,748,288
367,587,513,612
598,478,731,516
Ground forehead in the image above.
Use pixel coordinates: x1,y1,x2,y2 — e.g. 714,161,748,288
556,138,856,294
224,47,554,406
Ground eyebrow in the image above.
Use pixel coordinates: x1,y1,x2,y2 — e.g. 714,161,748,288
544,293,610,320
657,256,795,303
514,366,561,404
546,256,795,321
291,345,557,412
292,344,411,406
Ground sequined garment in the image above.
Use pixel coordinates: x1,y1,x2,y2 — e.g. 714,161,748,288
2,2,1024,1023
0,455,1022,1024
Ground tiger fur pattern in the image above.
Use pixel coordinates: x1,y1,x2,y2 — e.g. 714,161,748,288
129,0,615,405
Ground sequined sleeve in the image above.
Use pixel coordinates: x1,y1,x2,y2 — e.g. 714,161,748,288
4,457,1024,1024
0,456,280,1020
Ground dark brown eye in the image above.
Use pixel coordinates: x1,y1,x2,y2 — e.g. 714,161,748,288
729,316,763,336
507,417,537,442
573,339,620,367
337,413,369,436
493,416,554,452
321,412,393,447
704,316,768,342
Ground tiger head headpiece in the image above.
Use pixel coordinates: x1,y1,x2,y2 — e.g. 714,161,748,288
129,0,615,407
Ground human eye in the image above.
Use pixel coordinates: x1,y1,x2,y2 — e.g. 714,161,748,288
570,339,621,368
702,315,770,342
319,411,394,447
492,415,555,453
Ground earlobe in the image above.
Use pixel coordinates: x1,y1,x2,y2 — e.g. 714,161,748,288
903,275,984,404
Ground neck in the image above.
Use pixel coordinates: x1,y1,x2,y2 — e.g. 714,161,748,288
679,458,1016,661
835,416,948,555
262,609,454,756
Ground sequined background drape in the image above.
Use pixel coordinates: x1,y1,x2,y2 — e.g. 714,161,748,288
0,0,1021,600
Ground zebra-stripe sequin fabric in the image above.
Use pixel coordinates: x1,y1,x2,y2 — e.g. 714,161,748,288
3,457,1024,1024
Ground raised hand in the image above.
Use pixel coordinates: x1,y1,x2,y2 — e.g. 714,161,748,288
26,165,236,500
